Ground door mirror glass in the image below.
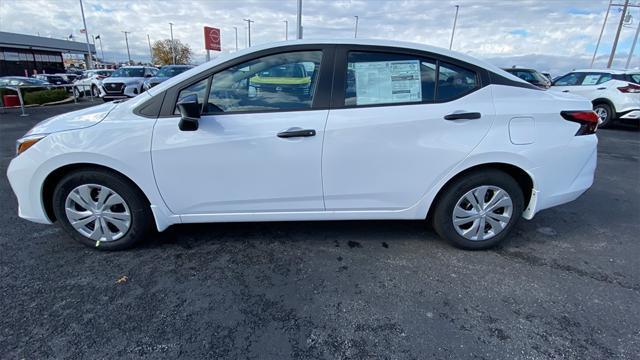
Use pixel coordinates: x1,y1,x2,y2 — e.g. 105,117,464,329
177,94,200,131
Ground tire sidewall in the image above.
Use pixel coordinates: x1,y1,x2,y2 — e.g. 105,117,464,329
52,170,151,251
433,170,524,250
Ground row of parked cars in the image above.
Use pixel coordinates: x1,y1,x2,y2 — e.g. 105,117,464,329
504,66,639,127
0,64,194,102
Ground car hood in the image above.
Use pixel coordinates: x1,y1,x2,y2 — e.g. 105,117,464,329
25,102,118,136
102,77,145,85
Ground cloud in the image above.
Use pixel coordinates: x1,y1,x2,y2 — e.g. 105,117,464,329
0,0,638,75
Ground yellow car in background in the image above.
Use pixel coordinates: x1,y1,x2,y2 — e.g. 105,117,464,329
249,63,313,99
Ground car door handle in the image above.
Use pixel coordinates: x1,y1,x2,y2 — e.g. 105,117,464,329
562,90,570,92
277,129,316,138
597,87,606,90
444,112,481,121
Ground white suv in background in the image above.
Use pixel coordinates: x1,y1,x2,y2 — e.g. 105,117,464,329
551,69,640,127
101,66,158,101
72,69,114,98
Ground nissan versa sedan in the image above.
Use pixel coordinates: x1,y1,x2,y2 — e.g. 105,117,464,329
7,39,599,251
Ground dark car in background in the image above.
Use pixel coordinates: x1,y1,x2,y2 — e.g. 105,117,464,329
143,65,194,90
33,74,68,85
503,67,551,89
0,76,50,87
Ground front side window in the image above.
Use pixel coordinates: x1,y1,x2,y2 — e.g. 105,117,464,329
345,51,436,106
204,51,322,113
554,73,583,86
436,62,478,101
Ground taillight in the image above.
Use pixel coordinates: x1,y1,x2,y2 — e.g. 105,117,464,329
617,83,640,93
560,110,599,136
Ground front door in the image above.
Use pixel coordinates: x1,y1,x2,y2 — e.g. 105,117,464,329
152,50,330,214
322,49,495,211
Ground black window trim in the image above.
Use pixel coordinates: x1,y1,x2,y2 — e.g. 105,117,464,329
150,44,336,118
329,44,489,110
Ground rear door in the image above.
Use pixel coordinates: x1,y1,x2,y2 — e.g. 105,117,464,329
322,47,496,211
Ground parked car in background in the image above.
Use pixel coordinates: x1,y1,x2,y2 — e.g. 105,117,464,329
0,76,50,88
143,65,193,91
33,74,68,86
73,69,114,98
502,67,551,89
542,72,552,81
57,73,79,83
551,69,640,127
8,39,599,251
101,66,157,101
249,62,314,99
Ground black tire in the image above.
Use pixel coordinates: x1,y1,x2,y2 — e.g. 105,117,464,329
432,169,524,250
91,85,100,97
73,86,84,98
102,98,113,102
593,103,613,128
52,169,153,251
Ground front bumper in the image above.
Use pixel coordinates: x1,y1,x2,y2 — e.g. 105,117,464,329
7,153,52,225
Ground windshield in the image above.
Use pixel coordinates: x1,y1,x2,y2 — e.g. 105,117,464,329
508,69,548,83
156,66,190,78
111,68,145,78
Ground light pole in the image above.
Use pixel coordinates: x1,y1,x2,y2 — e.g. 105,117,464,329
626,20,640,69
79,0,93,69
297,0,303,39
169,22,175,64
243,18,254,47
283,20,288,40
354,16,359,38
591,0,613,67
449,5,459,50
122,31,131,65
233,26,239,51
96,35,105,63
607,0,629,68
147,34,153,64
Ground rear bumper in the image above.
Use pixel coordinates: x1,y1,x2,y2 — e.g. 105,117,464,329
527,135,597,217
618,109,640,120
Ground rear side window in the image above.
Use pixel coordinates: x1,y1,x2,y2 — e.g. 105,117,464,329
436,62,478,101
581,73,611,85
629,74,640,84
344,51,437,106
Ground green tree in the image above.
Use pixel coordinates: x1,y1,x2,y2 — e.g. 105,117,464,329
152,39,192,65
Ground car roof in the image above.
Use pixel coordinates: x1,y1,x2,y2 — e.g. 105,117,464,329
503,68,537,72
571,68,633,74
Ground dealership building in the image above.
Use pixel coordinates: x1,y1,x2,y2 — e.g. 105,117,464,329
0,31,95,77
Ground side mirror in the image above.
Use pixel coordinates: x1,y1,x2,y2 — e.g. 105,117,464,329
177,94,201,131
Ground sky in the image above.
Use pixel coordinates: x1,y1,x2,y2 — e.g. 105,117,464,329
1,0,639,76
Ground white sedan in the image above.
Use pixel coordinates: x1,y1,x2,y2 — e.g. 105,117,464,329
7,39,598,251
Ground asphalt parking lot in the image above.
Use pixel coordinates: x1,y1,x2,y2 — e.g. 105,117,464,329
1,103,639,359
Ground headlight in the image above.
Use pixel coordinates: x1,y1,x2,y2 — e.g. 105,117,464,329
16,134,47,156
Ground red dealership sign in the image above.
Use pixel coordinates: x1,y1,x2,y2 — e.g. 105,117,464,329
204,26,221,51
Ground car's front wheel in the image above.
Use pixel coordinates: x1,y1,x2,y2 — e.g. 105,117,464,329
52,169,153,250
72,86,83,98
594,103,613,128
432,169,524,250
91,85,100,97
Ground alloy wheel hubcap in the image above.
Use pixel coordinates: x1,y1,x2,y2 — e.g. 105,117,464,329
452,185,513,241
595,107,607,121
64,184,131,241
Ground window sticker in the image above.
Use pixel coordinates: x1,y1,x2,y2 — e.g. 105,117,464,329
582,74,600,85
353,60,422,105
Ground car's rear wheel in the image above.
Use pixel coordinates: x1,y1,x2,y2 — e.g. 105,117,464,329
52,169,152,250
594,103,613,128
432,170,524,250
